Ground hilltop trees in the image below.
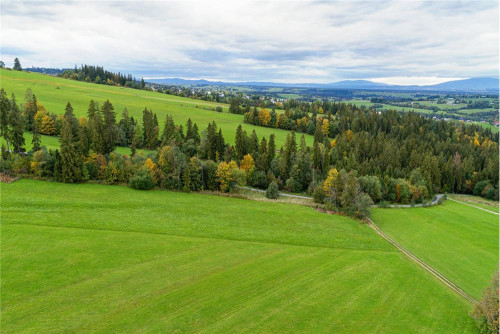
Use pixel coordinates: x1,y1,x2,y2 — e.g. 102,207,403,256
13,58,22,71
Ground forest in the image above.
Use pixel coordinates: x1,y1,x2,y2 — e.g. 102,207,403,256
1,86,498,218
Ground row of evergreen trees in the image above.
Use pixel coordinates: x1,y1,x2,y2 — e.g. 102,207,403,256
60,65,145,89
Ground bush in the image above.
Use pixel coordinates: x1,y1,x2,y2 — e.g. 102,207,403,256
266,181,279,199
474,180,490,197
129,167,154,190
485,187,497,200
215,106,223,112
312,185,325,204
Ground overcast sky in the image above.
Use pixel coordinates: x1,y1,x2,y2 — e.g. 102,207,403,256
1,1,498,84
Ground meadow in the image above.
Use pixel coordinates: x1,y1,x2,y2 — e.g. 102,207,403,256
371,200,499,299
1,180,477,333
0,69,314,147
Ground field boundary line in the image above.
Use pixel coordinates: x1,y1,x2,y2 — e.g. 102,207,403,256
367,218,478,304
448,197,499,215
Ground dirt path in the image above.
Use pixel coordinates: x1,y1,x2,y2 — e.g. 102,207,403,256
448,197,499,215
367,218,478,305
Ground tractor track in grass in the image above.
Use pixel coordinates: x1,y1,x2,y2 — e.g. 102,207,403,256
367,218,478,305
448,197,499,215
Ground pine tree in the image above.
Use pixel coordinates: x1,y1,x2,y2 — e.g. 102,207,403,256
59,117,82,182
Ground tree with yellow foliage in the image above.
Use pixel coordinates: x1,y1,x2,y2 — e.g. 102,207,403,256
345,129,353,142
330,139,337,148
216,161,234,192
240,153,255,172
322,119,329,135
323,168,338,193
145,158,155,171
258,108,271,126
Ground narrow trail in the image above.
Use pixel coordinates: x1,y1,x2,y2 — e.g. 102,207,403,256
448,197,499,215
367,218,478,305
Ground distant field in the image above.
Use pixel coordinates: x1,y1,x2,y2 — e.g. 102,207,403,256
372,200,499,299
0,69,313,147
344,99,434,114
1,180,477,333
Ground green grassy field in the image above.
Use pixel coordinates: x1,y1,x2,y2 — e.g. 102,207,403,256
1,180,477,333
449,194,499,213
0,69,313,147
372,200,499,299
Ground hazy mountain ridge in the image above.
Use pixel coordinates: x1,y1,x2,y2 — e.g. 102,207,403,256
148,77,499,92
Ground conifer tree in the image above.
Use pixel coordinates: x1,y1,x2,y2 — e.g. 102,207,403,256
101,100,117,154
161,114,175,146
0,89,11,151
59,117,82,182
32,118,41,151
9,93,25,155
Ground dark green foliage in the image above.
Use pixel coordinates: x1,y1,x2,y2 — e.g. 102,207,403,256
59,117,82,183
129,167,154,190
474,180,490,197
13,58,22,71
9,94,25,155
313,186,325,204
266,181,279,199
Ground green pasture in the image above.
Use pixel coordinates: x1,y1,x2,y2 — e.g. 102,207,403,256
372,200,499,299
0,180,477,333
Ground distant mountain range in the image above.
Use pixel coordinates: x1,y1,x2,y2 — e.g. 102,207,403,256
147,77,499,92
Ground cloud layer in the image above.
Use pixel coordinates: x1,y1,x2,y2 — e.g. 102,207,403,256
1,1,498,84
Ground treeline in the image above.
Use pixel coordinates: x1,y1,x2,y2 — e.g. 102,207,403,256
60,65,146,89
1,87,498,218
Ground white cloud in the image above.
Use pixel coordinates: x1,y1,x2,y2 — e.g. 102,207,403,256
1,0,498,84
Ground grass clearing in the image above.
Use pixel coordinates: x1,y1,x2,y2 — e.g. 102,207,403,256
0,69,313,147
448,194,499,213
371,200,499,299
1,180,477,333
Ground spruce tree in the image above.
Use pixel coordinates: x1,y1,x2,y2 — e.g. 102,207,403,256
59,117,82,183
13,58,22,71
0,89,11,151
161,114,175,146
267,134,276,168
9,94,25,155
32,119,41,151
101,100,117,154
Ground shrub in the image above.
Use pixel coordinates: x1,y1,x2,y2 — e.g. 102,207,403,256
473,180,490,197
485,187,497,200
129,167,154,190
266,181,279,199
215,106,223,112
312,185,325,204
472,272,499,334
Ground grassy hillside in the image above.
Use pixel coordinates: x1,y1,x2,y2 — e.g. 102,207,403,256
372,200,499,299
1,180,477,333
0,69,313,146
